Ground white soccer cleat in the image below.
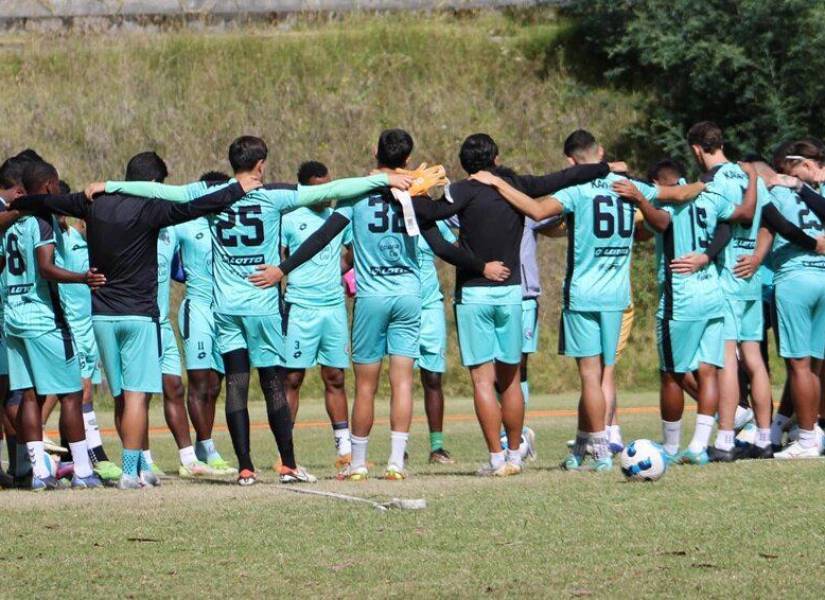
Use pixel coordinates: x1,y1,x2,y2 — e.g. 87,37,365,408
734,406,755,432
521,427,537,462
774,441,820,460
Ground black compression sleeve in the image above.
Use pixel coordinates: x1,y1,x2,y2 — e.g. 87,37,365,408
12,192,88,218
420,223,486,274
412,195,463,222
705,222,732,261
761,203,817,251
146,182,246,227
278,212,349,275
799,185,825,223
512,163,610,198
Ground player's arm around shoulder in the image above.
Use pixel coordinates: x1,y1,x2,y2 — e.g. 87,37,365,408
611,177,670,233
469,170,564,221
101,180,211,203
726,162,758,223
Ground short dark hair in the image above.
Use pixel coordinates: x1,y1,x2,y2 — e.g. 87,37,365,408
297,161,329,185
647,158,685,183
563,129,598,159
376,129,414,169
228,136,268,172
14,148,44,163
58,180,71,194
687,121,724,152
459,133,498,174
199,170,231,183
22,161,58,194
125,151,168,182
0,157,27,189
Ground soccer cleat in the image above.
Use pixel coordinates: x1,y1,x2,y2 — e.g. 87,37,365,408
735,422,757,446
150,463,167,478
817,424,825,454
522,427,538,461
140,470,161,488
178,461,213,478
677,448,710,465
56,462,74,480
71,474,103,489
117,474,142,490
593,456,613,472
31,475,60,491
206,456,238,476
561,453,583,471
476,463,498,477
337,464,369,481
237,469,257,486
428,448,456,464
335,453,352,469
94,461,122,483
14,472,33,489
279,465,317,484
655,444,680,465
0,470,14,489
383,465,407,481
735,443,774,460
734,406,755,432
708,447,737,463
494,462,522,477
774,441,820,460
565,439,594,456
43,437,68,455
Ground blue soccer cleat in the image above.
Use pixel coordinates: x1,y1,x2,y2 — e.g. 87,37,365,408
71,474,104,489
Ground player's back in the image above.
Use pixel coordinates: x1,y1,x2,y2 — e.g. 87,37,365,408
1,216,61,337
210,184,296,316
174,217,213,305
56,225,92,323
769,185,825,280
336,188,419,298
556,172,640,312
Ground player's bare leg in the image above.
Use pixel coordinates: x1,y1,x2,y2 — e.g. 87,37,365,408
565,356,609,471
602,364,622,453
738,342,773,456
660,371,685,458
711,341,740,460
421,368,453,464
187,369,233,474
320,366,351,466
471,360,523,475
775,357,821,459
284,368,305,422
384,356,414,479
344,361,381,479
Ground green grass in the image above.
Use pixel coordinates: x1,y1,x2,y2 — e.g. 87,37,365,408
5,390,822,597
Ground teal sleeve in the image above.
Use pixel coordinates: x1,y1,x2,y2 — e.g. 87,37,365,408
635,180,658,201
296,173,390,207
343,222,353,246
104,180,208,203
334,199,355,220
438,220,457,244
554,187,577,214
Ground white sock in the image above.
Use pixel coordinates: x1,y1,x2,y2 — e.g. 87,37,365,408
350,435,369,470
591,430,610,460
607,425,622,445
489,450,506,469
714,429,735,452
756,428,771,449
770,414,791,445
334,427,351,456
388,431,408,470
688,414,715,454
661,419,682,455
82,408,103,450
506,447,522,467
799,428,818,449
27,441,50,479
179,445,197,466
142,450,154,465
69,440,93,478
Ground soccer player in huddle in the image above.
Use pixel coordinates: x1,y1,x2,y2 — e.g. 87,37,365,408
274,160,354,469
266,129,502,480
105,135,412,485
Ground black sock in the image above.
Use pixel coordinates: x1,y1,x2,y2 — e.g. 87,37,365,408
6,435,15,476
223,350,253,472
819,418,825,431
259,367,295,469
90,446,108,464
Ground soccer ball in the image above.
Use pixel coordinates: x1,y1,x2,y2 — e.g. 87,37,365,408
620,439,667,481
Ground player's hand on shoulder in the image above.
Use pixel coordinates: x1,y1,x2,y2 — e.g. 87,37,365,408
84,267,106,289
84,182,105,201
482,261,510,282
733,254,760,279
387,173,412,191
669,252,709,275
468,170,500,187
611,178,643,202
236,173,263,194
608,161,628,173
248,264,283,288
738,161,757,178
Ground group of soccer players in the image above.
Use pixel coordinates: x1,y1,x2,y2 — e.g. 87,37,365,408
1,119,825,491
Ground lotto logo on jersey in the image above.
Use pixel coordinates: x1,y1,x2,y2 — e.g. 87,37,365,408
594,247,630,258
734,238,756,250
226,254,265,266
7,284,32,295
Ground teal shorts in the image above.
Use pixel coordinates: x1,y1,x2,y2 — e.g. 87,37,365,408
657,317,724,373
456,302,522,367
214,312,284,368
774,274,825,359
0,331,8,377
521,298,539,354
94,317,162,396
283,302,350,370
722,297,763,342
179,299,224,373
352,295,420,364
417,302,447,373
71,318,102,384
559,310,623,366
160,320,182,377
7,328,81,394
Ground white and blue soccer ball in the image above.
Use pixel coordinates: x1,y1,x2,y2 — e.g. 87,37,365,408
620,439,667,481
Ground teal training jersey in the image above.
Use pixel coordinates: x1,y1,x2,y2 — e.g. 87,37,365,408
418,220,456,307
157,227,178,322
554,173,656,311
768,185,825,281
1,216,60,338
56,225,92,324
335,191,420,298
654,188,735,320
710,164,764,300
174,217,213,305
282,206,352,307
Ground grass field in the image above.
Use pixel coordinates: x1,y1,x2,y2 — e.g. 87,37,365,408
5,390,822,598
